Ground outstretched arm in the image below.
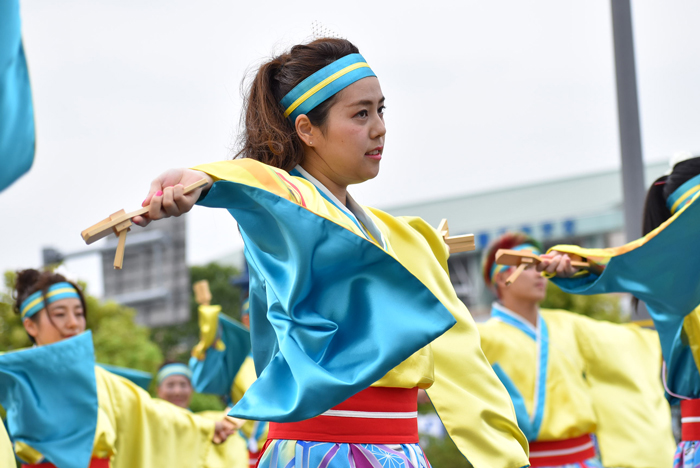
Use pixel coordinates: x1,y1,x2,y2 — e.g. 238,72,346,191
132,169,213,226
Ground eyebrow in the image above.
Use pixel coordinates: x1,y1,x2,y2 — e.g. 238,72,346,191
348,97,385,107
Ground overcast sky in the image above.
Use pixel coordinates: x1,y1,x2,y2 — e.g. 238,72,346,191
2,1,699,296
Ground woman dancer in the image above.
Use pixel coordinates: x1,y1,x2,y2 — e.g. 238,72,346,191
132,38,528,467
0,269,236,468
537,155,700,467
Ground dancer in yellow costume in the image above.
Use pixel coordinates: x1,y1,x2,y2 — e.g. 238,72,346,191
479,233,674,468
0,269,237,468
132,38,528,467
156,362,248,468
190,294,269,467
538,154,700,468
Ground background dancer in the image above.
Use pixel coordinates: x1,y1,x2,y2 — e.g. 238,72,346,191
480,232,674,468
536,154,700,468
132,37,528,467
0,269,237,468
156,361,249,468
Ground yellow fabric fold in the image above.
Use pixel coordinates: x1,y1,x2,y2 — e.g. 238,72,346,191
192,304,225,360
197,410,248,468
2,422,17,466
94,367,216,468
572,315,675,467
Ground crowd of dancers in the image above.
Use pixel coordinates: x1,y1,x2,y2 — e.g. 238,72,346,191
3,2,700,467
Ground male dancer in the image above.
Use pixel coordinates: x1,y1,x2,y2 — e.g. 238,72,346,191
479,232,674,468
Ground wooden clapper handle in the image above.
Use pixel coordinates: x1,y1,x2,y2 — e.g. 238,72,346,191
494,248,590,286
80,179,209,269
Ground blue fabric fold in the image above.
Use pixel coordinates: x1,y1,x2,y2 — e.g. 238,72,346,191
197,180,456,422
0,332,98,468
0,0,35,192
552,196,700,402
190,314,251,398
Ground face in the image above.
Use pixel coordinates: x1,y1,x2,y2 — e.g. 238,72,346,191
23,297,86,346
300,77,386,187
496,265,548,304
157,375,193,408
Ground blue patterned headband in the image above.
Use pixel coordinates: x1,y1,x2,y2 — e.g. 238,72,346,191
667,173,700,215
20,282,81,320
490,244,542,283
280,53,376,123
156,363,192,386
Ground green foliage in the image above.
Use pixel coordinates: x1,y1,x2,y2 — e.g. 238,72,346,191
541,281,625,323
151,262,242,362
0,271,32,351
189,393,226,413
422,434,471,468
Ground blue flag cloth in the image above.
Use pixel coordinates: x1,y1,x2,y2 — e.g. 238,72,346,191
0,332,98,468
97,363,153,390
197,179,456,422
0,0,35,192
550,192,700,402
190,314,251,397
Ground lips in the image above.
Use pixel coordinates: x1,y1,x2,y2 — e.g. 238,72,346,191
365,146,383,160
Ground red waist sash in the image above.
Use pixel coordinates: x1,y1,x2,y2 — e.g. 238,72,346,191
24,458,109,468
268,386,419,444
528,434,596,467
681,398,700,441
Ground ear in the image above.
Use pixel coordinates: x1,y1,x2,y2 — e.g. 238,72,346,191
23,316,39,340
493,270,511,296
294,114,315,146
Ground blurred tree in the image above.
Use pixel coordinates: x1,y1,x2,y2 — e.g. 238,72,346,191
541,281,625,323
151,262,242,362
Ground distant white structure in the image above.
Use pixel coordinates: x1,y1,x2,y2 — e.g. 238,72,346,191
385,161,667,319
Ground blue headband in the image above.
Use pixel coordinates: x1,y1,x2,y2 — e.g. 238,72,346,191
667,173,700,215
20,282,81,320
280,53,376,123
490,243,541,283
156,363,192,386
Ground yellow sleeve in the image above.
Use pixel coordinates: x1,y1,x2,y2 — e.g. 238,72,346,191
197,411,248,468
572,316,675,467
192,304,226,360
95,367,216,468
1,423,14,467
374,213,529,468
231,357,269,449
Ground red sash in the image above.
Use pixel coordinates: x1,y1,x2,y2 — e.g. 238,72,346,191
681,398,700,441
528,434,596,467
268,386,419,444
23,458,109,468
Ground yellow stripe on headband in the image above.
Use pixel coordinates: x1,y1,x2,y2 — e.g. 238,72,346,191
670,185,700,214
283,62,370,118
21,296,45,318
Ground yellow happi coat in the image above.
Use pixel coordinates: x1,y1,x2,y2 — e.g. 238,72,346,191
479,305,675,468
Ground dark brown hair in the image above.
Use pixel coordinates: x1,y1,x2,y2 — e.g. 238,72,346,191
235,38,360,171
643,156,700,235
14,269,87,340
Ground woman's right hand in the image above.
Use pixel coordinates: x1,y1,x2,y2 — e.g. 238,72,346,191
132,169,213,227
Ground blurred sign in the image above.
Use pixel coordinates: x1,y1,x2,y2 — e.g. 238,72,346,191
100,216,189,327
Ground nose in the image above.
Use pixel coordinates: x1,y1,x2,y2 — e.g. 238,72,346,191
371,113,386,140
65,312,78,329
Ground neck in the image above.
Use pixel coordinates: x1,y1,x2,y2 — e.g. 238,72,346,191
300,158,348,206
499,297,539,327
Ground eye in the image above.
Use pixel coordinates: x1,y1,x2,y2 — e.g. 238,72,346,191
378,106,386,115
355,109,368,118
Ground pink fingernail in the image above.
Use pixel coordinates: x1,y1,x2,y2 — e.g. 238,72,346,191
155,190,163,196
